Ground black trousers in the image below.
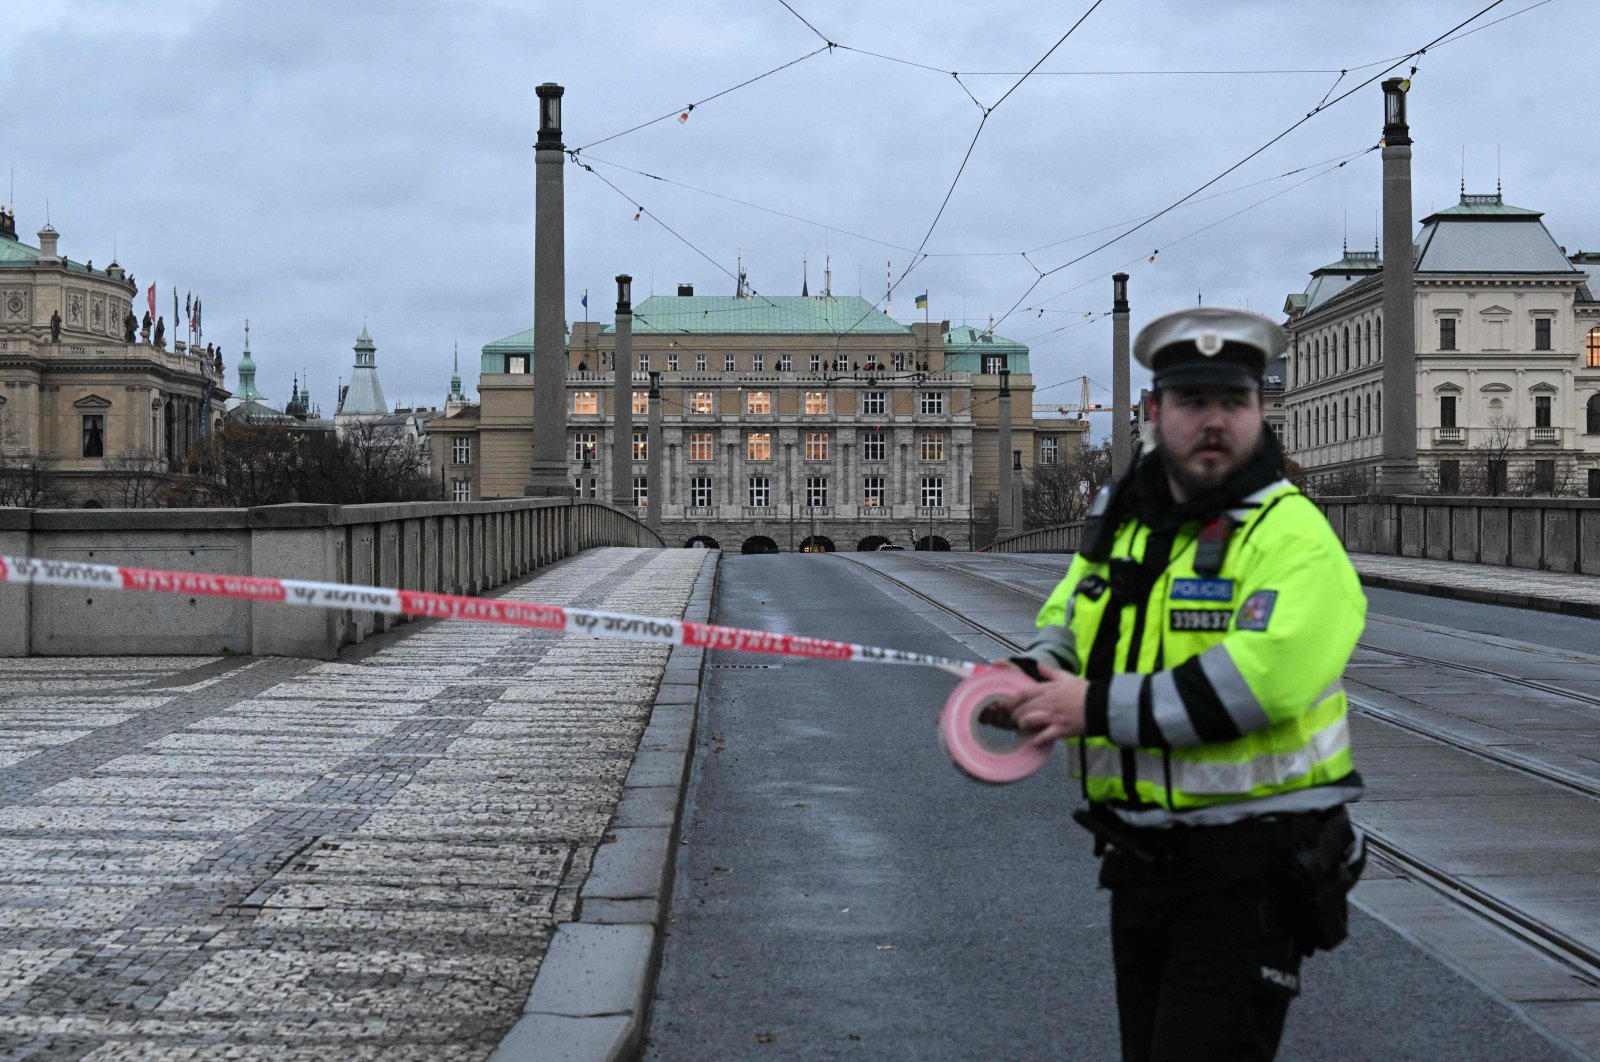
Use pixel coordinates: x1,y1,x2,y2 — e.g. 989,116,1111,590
1098,812,1340,1062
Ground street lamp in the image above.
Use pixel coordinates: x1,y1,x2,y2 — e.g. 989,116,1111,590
1381,76,1411,146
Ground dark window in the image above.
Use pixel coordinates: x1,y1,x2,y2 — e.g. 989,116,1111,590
1438,460,1460,494
1590,469,1600,498
1439,318,1457,351
1535,395,1552,428
1440,395,1457,428
82,414,104,458
1534,318,1552,351
1535,459,1555,493
1589,394,1600,435
1488,459,1508,496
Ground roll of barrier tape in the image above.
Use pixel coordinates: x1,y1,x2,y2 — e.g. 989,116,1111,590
938,666,1050,784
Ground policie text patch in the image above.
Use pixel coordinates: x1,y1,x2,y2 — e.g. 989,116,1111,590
1170,578,1233,602
1170,609,1232,631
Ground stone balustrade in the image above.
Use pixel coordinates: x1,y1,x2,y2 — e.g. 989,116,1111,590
0,499,662,658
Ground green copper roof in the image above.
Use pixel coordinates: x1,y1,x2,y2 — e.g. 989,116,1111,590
1422,192,1543,222
609,295,914,336
483,327,536,354
0,234,38,263
941,325,1030,373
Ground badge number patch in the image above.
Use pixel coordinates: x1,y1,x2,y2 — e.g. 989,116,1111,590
1236,591,1278,631
1170,578,1233,602
1171,609,1232,631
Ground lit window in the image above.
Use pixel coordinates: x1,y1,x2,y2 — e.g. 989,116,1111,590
690,431,714,461
748,476,771,507
691,477,713,507
862,430,886,461
573,432,597,461
920,477,944,508
573,391,598,415
1587,327,1600,368
725,354,736,371
862,391,886,416
919,431,944,461
507,354,528,374
862,476,885,506
805,391,829,415
747,391,771,415
452,437,470,464
747,432,772,461
806,476,828,508
633,391,648,415
805,432,829,461
983,354,1005,374
452,480,471,502
919,391,946,415
633,476,648,507
1039,437,1059,465
690,391,714,414
632,430,648,461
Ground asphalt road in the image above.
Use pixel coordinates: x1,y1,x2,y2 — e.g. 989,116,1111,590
643,555,1570,1060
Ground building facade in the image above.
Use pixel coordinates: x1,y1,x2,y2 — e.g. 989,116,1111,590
0,211,227,505
1283,191,1600,496
434,290,1060,550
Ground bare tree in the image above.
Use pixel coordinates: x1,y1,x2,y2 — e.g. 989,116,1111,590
1461,416,1518,496
202,423,302,507
1023,439,1112,529
0,411,61,507
98,450,169,508
299,421,442,504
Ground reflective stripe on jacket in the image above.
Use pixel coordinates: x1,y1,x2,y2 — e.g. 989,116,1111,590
1031,478,1366,821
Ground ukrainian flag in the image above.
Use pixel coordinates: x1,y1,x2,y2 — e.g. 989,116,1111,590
914,292,928,309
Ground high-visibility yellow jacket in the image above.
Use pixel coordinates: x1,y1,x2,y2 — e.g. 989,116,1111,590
1024,476,1366,825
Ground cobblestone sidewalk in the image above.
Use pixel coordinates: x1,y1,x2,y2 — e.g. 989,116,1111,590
0,547,710,1061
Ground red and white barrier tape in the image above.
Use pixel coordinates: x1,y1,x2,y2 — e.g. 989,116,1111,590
0,554,981,677
0,554,1052,782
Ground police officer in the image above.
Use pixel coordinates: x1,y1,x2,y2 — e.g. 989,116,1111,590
997,307,1367,1061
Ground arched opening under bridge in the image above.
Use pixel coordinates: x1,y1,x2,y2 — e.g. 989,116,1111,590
799,535,836,554
741,535,780,555
914,535,951,552
685,535,719,550
856,535,890,551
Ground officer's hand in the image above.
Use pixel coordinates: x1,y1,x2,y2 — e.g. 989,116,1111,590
1007,662,1089,748
977,659,1024,730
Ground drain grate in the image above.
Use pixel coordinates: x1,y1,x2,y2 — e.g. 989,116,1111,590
710,663,782,670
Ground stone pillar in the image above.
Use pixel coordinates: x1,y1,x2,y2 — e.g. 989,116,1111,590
647,370,663,531
996,366,1015,538
1379,78,1420,491
611,275,634,508
527,82,572,496
1111,273,1132,477
1011,449,1024,536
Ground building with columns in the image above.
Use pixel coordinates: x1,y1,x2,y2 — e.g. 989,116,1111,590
434,288,1060,551
1283,189,1600,497
0,209,227,505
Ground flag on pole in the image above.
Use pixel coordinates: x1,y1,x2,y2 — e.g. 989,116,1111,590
581,291,588,309
185,292,192,331
914,292,928,310
172,287,179,341
146,283,155,320
195,297,202,339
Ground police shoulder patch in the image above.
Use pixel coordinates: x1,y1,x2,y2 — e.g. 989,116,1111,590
1235,591,1278,631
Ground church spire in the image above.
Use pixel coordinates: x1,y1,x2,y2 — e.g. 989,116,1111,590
448,341,465,403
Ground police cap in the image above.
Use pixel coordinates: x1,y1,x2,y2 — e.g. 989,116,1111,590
1134,306,1286,391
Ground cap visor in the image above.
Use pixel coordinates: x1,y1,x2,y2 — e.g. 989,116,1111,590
1152,364,1260,391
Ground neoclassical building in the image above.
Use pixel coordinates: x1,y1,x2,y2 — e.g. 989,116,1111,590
434,288,1066,550
0,210,227,504
1283,190,1600,496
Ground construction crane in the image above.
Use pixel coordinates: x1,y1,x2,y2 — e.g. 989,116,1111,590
1034,375,1124,416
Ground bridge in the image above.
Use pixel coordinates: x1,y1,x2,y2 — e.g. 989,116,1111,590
1,538,1597,1059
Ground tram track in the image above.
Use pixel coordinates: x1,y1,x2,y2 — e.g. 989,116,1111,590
835,550,1600,991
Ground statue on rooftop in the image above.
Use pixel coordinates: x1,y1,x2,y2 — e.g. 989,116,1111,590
153,316,165,349
123,309,138,343
50,310,61,342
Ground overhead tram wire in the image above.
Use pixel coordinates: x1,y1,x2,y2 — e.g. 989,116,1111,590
979,0,1514,342
572,44,833,154
824,0,1109,359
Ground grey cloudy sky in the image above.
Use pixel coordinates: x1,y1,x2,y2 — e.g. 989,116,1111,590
3,0,1592,421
